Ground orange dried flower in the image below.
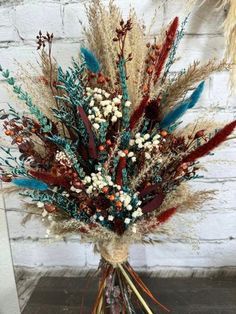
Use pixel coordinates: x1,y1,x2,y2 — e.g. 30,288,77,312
4,130,11,136
16,136,23,143
98,145,105,151
108,194,115,201
116,201,122,208
160,130,168,137
97,73,106,84
102,186,109,193
146,65,154,75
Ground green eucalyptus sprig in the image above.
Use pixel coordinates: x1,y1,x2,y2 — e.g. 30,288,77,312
0,66,52,133
0,146,27,176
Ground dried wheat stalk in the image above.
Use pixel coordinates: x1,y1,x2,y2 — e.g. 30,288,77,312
218,0,236,91
160,59,230,116
84,0,149,107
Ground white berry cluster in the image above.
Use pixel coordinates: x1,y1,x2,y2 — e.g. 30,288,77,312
123,205,143,225
117,190,136,209
107,190,143,224
70,185,82,194
82,171,115,195
118,150,136,162
80,168,144,224
131,207,143,218
124,206,143,225
130,133,161,159
55,151,72,167
86,87,131,130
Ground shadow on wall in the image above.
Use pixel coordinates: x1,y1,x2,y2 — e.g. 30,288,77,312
0,0,24,6
188,0,225,35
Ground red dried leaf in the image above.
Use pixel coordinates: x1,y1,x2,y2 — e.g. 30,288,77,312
130,95,149,130
29,170,70,189
183,120,236,164
77,106,98,159
78,227,88,234
113,217,125,235
157,207,177,224
154,17,179,83
139,184,159,198
115,156,126,186
141,193,165,213
78,143,89,161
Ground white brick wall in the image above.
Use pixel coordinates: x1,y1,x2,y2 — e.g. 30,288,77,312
0,0,235,273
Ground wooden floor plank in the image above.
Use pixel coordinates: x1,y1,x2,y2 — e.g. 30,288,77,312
22,276,236,314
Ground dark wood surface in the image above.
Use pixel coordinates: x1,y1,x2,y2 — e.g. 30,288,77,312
22,276,236,314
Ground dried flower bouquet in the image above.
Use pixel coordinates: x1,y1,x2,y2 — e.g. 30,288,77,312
0,0,235,313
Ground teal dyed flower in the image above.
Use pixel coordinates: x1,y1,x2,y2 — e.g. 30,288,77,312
80,47,100,73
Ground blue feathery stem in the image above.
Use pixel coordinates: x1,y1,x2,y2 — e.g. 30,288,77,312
80,47,100,73
12,178,49,191
160,81,205,129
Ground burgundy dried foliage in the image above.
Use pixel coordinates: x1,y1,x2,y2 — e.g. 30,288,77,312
183,120,236,163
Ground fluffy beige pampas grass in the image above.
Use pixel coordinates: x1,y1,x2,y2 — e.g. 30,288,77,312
219,0,236,91
199,0,236,90
84,0,149,107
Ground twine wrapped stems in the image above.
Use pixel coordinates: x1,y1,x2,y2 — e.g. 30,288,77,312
92,240,169,314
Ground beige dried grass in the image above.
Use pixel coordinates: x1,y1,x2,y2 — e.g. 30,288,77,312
16,61,58,124
84,0,120,89
15,54,69,138
159,183,215,213
130,152,165,190
21,203,43,225
216,0,236,91
134,184,214,236
160,59,230,117
0,185,25,196
174,119,223,139
84,0,149,107
40,50,58,85
48,215,117,242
